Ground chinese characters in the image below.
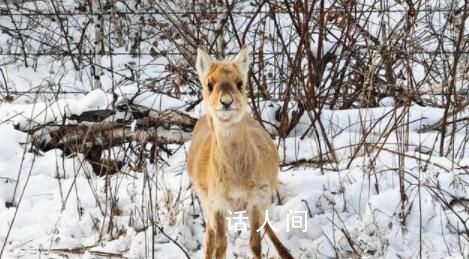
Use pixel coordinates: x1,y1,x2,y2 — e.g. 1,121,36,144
226,210,308,232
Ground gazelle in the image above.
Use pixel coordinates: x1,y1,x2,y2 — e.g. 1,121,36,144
187,46,294,259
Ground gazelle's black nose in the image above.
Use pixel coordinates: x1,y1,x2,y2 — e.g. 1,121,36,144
220,96,233,108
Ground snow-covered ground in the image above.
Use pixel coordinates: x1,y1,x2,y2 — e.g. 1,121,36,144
1,97,469,258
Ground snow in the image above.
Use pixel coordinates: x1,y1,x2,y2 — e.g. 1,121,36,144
0,89,111,131
0,101,468,258
116,85,186,112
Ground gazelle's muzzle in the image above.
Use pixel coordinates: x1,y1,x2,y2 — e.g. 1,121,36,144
217,81,236,111
220,94,234,110
211,82,245,124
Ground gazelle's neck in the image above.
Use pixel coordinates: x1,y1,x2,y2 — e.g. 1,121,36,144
211,116,247,146
210,115,253,180
209,115,252,174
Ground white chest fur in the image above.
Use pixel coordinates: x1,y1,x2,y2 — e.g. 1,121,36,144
209,183,271,212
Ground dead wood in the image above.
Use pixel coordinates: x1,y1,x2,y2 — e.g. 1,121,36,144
29,109,196,175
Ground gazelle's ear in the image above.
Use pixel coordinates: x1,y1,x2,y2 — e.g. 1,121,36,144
232,45,250,75
196,48,213,79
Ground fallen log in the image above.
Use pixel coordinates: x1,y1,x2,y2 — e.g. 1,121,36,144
40,124,192,152
37,110,196,153
30,110,196,175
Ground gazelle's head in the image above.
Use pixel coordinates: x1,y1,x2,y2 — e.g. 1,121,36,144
196,46,250,126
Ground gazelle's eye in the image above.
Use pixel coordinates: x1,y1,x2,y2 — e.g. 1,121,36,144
207,81,213,92
236,80,243,90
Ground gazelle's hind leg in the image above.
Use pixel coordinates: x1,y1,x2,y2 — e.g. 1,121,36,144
249,207,263,259
214,211,227,259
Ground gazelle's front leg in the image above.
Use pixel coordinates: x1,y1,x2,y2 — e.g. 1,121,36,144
204,222,216,259
202,199,216,259
213,211,227,259
248,207,263,259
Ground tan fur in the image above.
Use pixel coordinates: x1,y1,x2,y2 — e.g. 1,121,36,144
188,46,293,259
